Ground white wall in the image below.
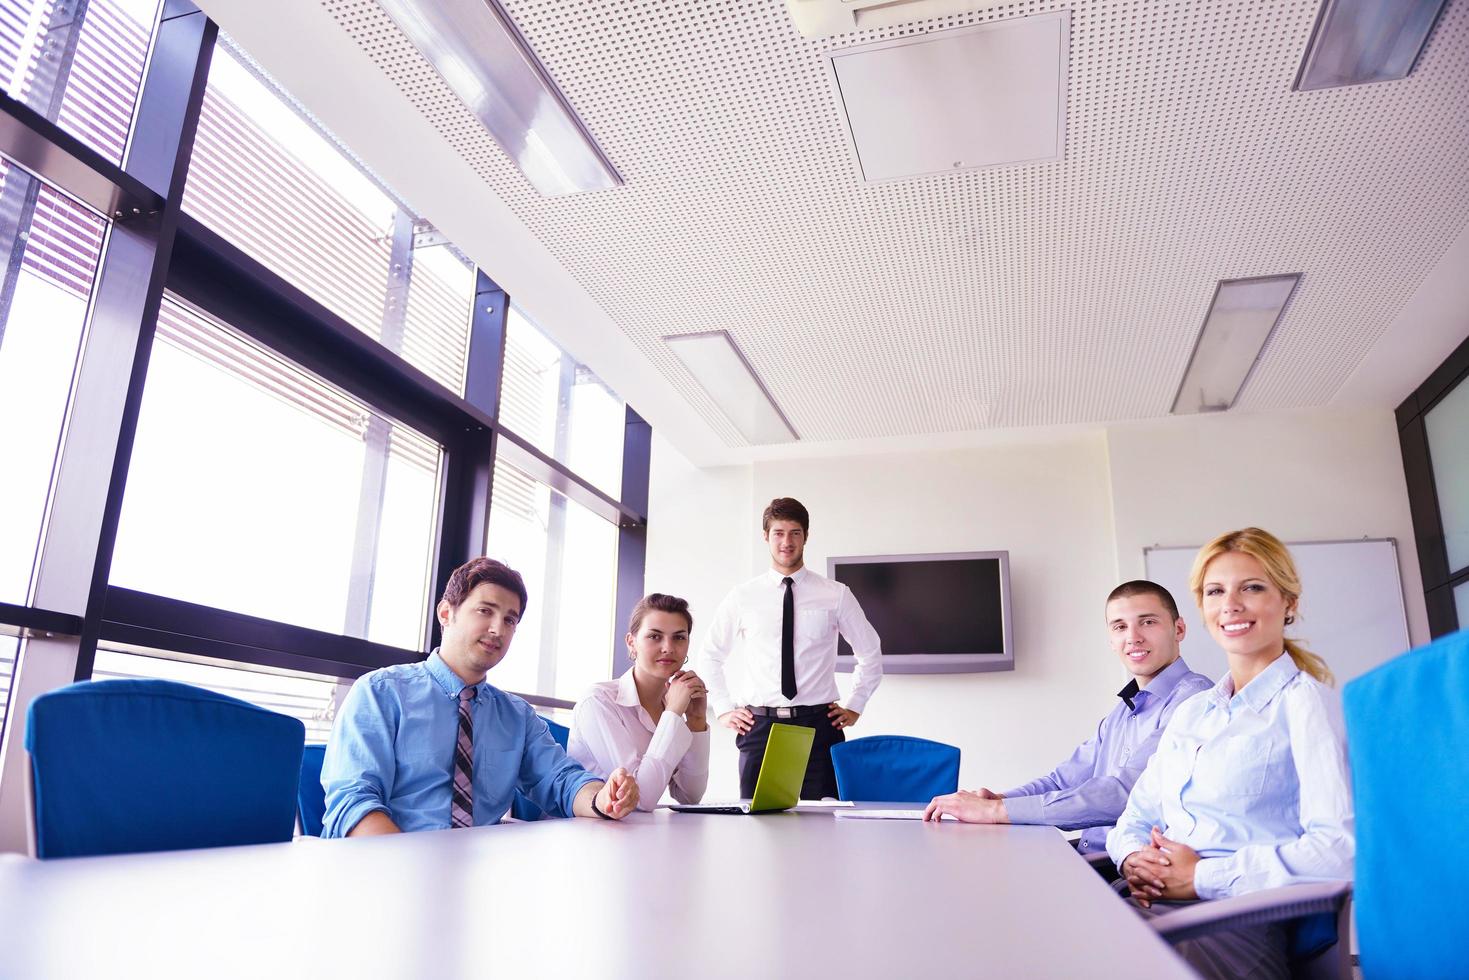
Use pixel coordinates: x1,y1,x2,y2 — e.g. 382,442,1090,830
1106,407,1430,649
646,407,1427,803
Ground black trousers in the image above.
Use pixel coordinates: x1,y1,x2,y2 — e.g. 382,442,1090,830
736,710,845,800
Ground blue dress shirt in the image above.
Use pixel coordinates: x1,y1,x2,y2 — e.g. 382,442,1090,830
1002,657,1213,852
1106,652,1355,899
321,651,599,837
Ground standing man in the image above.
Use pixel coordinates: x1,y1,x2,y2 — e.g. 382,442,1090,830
321,557,637,836
700,497,883,800
924,580,1211,855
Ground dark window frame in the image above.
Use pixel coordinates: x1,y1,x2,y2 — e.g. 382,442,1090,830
1397,331,1469,638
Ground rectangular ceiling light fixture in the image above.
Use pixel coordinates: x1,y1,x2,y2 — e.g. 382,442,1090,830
376,0,621,196
1171,274,1302,415
1295,0,1449,91
664,331,799,445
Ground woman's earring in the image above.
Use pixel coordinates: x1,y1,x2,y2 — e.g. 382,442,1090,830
1285,613,1296,626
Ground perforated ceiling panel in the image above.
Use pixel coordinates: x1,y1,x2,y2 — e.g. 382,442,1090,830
319,0,1469,447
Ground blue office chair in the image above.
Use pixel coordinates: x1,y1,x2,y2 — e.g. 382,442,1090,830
1345,628,1467,979
510,715,571,821
830,735,960,803
26,678,305,859
297,744,328,838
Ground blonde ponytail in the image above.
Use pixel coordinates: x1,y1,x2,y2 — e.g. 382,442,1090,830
1285,638,1334,687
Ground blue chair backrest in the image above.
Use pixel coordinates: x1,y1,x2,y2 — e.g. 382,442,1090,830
1344,628,1468,979
298,744,328,838
26,678,305,859
830,735,961,803
510,716,571,821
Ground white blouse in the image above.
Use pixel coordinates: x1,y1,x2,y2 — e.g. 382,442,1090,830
568,669,710,811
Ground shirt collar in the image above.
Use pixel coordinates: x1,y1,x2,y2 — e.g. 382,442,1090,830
615,668,641,708
425,649,485,702
1115,658,1193,712
767,566,810,586
1207,650,1299,711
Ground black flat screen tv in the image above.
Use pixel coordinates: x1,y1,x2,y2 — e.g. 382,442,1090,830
829,551,1013,674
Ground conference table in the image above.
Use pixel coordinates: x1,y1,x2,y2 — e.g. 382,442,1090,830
0,806,1192,978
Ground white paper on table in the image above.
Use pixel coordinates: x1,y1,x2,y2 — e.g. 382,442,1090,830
834,808,939,820
793,800,856,809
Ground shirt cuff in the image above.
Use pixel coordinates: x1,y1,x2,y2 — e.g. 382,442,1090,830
647,710,693,764
1193,857,1235,900
1107,833,1151,871
844,694,870,715
333,800,390,838
998,793,1044,825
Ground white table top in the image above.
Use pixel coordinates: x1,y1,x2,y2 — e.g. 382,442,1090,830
0,807,1191,979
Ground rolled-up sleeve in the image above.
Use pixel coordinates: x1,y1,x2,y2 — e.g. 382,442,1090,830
321,676,398,838
517,714,600,818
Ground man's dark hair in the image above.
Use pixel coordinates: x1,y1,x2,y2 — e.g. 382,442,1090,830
1106,580,1180,622
627,593,693,634
441,557,529,616
761,497,810,534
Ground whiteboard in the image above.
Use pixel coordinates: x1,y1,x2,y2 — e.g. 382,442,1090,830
1143,539,1410,688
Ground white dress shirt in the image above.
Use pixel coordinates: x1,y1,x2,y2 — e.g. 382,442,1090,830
1106,652,1355,899
567,669,709,811
699,566,883,716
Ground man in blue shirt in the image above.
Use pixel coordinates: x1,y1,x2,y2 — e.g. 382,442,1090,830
322,557,638,836
923,581,1211,852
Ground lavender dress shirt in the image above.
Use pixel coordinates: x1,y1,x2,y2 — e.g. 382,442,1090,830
1002,657,1213,852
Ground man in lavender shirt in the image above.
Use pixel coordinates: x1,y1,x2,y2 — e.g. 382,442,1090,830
924,581,1211,855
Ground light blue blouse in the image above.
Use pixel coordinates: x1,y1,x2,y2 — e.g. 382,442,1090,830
1106,652,1355,899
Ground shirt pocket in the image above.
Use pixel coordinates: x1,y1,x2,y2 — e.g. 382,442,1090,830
796,607,835,642
1194,735,1273,801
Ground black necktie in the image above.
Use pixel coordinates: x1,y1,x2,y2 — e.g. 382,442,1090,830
781,576,797,700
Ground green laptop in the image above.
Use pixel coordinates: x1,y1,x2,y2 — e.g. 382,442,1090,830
670,722,816,814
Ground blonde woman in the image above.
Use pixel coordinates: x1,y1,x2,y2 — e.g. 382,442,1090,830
1106,528,1353,980
568,594,709,810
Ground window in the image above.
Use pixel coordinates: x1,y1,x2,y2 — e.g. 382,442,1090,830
502,306,625,499
0,635,17,744
110,295,442,648
181,40,473,393
0,0,158,165
0,161,107,604
93,648,341,743
484,459,618,702
1424,378,1469,574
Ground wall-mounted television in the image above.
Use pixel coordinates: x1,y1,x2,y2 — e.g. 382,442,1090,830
829,551,1013,674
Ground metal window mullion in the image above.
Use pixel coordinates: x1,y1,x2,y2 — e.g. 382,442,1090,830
611,406,650,678
428,426,494,653
342,207,413,639
532,354,577,696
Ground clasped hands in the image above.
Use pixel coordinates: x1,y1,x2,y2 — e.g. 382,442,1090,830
663,670,707,727
1121,827,1200,907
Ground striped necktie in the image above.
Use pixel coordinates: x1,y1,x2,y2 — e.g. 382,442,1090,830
450,686,475,828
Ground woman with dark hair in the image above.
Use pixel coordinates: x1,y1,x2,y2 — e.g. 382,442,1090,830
1107,528,1354,979
568,593,709,810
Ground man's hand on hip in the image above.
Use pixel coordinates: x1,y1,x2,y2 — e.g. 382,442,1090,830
827,703,860,729
718,707,754,734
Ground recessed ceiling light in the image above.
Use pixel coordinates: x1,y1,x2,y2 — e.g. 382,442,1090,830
1171,274,1302,415
825,13,1069,183
664,331,798,444
376,0,621,196
1295,0,1449,91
